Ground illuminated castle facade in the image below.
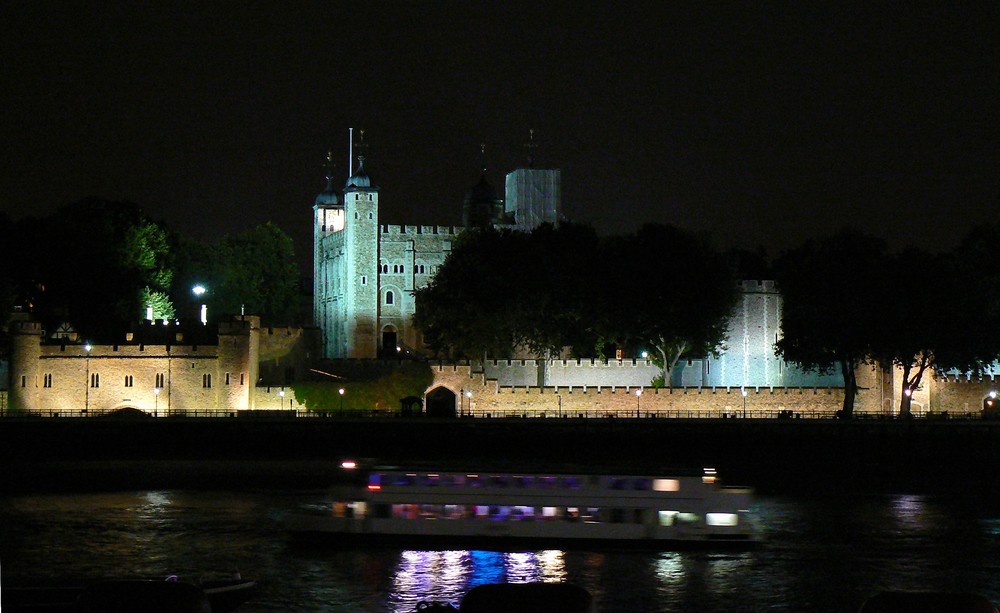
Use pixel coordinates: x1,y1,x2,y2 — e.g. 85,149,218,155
313,151,560,359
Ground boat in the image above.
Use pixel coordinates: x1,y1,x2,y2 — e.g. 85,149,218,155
285,467,756,549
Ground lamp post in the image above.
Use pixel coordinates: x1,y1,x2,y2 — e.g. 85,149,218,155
279,389,285,410
635,388,642,418
154,387,160,417
84,343,92,416
193,284,207,324
741,387,748,418
339,387,345,416
465,390,472,418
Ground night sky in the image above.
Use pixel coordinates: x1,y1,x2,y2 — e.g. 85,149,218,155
2,2,998,261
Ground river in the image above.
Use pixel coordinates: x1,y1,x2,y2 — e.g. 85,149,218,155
2,488,1000,611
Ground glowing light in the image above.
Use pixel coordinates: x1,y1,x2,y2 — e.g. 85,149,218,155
367,484,381,491
465,391,472,398
706,512,739,526
83,343,92,353
641,351,649,359
192,285,207,296
635,389,642,397
340,460,357,470
339,388,345,395
653,479,680,492
991,391,997,399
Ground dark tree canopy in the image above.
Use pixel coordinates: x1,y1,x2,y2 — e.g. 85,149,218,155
415,222,737,384
176,222,301,325
775,229,888,416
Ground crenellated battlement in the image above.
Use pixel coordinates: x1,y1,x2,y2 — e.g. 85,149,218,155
380,224,460,237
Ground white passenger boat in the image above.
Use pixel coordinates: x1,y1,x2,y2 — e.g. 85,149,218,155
285,467,756,549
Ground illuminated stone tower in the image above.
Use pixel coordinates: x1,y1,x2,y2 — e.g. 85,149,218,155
504,130,561,230
313,151,344,357
341,156,380,358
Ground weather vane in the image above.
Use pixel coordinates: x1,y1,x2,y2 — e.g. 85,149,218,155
525,128,538,168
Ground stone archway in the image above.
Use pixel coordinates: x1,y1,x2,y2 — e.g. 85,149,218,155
425,387,457,418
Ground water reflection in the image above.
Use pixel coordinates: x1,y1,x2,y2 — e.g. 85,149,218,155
389,549,566,612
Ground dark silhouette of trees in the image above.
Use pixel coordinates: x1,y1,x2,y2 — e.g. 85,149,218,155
593,224,738,385
414,222,738,385
775,229,888,417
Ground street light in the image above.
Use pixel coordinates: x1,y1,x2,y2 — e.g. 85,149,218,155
635,388,642,418
192,285,207,324
465,390,472,417
339,387,345,416
153,387,160,417
741,387,748,418
84,343,92,415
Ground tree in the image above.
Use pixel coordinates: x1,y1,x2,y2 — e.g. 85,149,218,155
775,230,888,417
190,222,301,324
593,224,738,385
414,223,602,360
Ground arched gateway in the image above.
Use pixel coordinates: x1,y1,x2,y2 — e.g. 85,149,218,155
425,387,457,418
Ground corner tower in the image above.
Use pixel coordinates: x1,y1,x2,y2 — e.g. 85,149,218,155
341,156,380,358
313,151,343,356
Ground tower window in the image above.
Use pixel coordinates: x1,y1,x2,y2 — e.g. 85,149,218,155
124,375,134,388
91,373,100,388
368,212,373,219
203,373,212,388
382,264,389,274
43,373,52,388
155,373,165,388
386,291,395,305
399,265,404,274
361,276,367,285
393,265,399,273
20,375,27,388
225,372,231,385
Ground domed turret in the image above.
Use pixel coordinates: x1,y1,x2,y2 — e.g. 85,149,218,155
345,156,372,190
464,145,503,228
315,151,339,206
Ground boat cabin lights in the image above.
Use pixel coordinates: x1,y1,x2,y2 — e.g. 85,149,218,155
340,460,357,470
653,479,680,492
706,512,739,526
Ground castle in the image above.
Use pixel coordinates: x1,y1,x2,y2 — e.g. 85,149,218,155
5,142,999,418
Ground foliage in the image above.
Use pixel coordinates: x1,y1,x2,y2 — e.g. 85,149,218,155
175,222,301,324
415,222,736,383
5,198,176,341
415,224,602,359
592,224,738,384
775,229,888,417
292,361,434,412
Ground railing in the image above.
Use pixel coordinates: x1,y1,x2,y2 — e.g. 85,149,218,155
1,407,986,420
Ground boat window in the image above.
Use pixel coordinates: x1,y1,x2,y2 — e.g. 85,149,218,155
392,474,415,486
442,474,461,487
372,504,390,518
565,507,581,522
475,505,489,518
677,512,700,525
490,476,509,488
582,507,602,523
513,476,533,488
537,476,557,489
610,478,627,490
511,506,535,520
422,474,440,487
659,510,679,526
368,474,382,488
468,476,484,488
633,478,652,491
706,512,739,526
560,477,582,489
542,507,558,519
653,479,680,492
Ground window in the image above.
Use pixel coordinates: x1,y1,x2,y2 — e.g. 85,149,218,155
20,375,26,388
393,265,399,273
202,373,212,388
43,373,52,388
361,276,367,285
240,373,245,385
91,373,100,388
382,264,389,273
155,373,165,388
225,372,231,385
124,375,134,388
386,291,394,305
399,265,404,274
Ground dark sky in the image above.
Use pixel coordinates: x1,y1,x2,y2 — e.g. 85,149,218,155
2,2,998,261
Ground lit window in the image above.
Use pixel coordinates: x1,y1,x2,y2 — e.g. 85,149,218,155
658,510,678,526
706,512,739,526
653,479,680,492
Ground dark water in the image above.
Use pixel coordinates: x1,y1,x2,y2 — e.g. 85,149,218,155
2,489,1000,611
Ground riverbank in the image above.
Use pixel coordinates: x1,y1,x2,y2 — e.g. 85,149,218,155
2,417,999,495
